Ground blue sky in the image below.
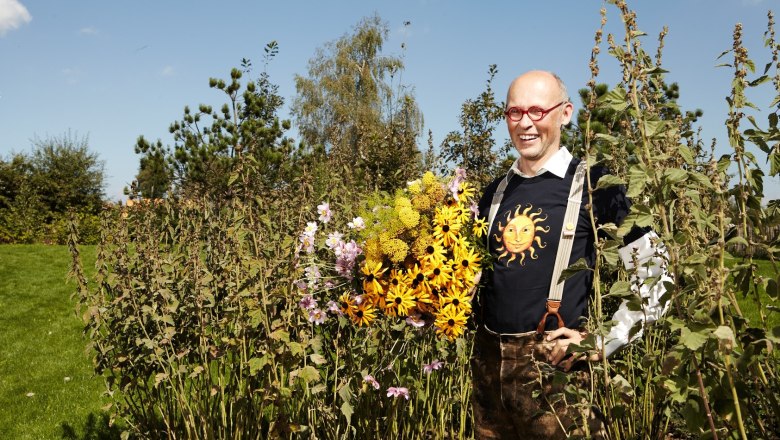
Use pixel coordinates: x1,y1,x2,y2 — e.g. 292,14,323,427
1,0,778,200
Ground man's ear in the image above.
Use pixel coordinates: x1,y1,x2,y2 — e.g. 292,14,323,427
560,102,574,126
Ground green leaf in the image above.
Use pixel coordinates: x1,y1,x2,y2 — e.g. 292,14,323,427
340,401,354,423
594,133,620,145
309,353,327,365
626,165,648,199
598,87,629,112
606,281,632,299
248,356,268,374
298,365,320,384
558,258,590,284
662,168,687,185
596,175,625,190
680,326,709,350
677,145,694,165
643,119,666,138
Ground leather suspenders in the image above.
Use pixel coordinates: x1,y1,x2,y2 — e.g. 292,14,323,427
486,160,588,339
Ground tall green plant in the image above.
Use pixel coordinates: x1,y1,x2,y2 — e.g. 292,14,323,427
571,2,780,438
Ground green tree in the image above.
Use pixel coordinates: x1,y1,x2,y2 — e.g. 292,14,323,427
0,152,33,210
135,43,297,200
29,132,105,215
292,15,423,191
438,64,513,190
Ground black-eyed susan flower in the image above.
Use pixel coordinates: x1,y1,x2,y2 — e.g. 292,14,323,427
350,301,377,326
472,217,488,237
435,305,468,341
438,289,472,315
457,182,476,201
384,284,416,317
362,261,386,296
433,211,461,248
424,259,453,289
454,245,481,279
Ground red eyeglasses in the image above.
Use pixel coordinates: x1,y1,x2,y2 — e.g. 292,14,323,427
504,101,567,122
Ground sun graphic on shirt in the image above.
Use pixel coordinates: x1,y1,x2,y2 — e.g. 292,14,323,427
494,204,550,265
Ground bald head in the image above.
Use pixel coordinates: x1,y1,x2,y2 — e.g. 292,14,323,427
506,71,569,105
504,70,574,175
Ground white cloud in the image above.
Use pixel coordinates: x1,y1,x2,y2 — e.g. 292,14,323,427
0,0,32,36
161,66,175,77
79,26,98,35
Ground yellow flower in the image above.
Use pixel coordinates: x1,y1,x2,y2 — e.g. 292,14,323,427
350,301,377,326
398,206,420,229
407,264,432,298
424,259,453,289
454,245,481,279
408,180,422,195
339,292,356,316
426,183,446,203
395,196,412,210
438,288,472,315
361,261,386,295
419,241,447,266
382,238,409,263
422,171,437,187
384,284,416,317
364,238,382,262
472,217,488,237
433,211,461,248
435,305,468,341
411,194,431,211
457,182,476,201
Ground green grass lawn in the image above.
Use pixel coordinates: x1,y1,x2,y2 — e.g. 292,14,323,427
0,245,119,440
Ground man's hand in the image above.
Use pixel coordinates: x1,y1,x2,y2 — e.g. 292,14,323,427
545,327,601,371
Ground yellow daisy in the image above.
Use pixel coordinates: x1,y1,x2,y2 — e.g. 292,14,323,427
472,217,488,237
424,259,453,289
438,288,472,315
361,261,386,296
350,301,377,327
435,305,468,341
384,284,416,317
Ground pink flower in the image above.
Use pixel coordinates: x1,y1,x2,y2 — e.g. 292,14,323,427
326,300,343,316
317,202,332,223
308,308,327,325
423,359,444,374
449,167,468,200
299,295,317,310
363,374,380,390
405,313,426,328
470,202,480,219
325,231,343,250
386,386,410,400
347,216,365,230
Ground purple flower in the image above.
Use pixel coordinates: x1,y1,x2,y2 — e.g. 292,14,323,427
423,359,444,374
317,202,332,223
308,308,327,325
386,386,410,400
299,231,315,254
299,295,317,310
363,374,380,390
294,280,308,292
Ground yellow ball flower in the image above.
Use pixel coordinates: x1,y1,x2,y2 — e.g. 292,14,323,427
395,196,412,210
422,171,436,187
412,194,431,211
398,206,420,229
408,180,422,195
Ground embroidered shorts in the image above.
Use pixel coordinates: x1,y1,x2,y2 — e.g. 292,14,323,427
470,325,603,439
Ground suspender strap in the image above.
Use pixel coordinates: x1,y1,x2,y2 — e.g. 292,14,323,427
486,170,514,250
535,160,587,338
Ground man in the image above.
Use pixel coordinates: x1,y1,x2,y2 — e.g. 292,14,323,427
472,70,670,439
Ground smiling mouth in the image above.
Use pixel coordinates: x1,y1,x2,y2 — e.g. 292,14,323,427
517,134,539,142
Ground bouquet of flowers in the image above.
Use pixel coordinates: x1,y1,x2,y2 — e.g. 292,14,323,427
296,169,488,341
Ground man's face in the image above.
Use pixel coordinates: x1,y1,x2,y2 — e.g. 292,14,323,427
505,72,573,169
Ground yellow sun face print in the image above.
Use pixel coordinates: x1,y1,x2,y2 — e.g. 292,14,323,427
494,204,550,265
